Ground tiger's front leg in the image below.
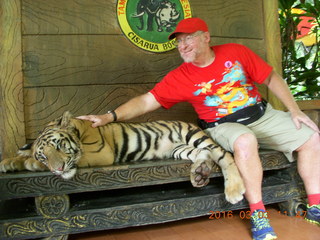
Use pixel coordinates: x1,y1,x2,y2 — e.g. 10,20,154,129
172,144,245,204
208,146,246,204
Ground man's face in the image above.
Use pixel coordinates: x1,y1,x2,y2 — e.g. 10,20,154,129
175,31,208,63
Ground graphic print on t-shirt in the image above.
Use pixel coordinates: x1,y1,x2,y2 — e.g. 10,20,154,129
193,61,259,118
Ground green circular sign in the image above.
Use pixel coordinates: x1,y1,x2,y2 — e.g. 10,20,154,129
117,0,192,52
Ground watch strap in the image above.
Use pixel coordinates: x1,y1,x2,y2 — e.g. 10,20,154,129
107,110,117,122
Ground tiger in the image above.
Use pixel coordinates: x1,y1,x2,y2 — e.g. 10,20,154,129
0,111,245,204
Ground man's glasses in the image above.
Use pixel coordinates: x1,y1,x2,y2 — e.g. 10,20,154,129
173,31,203,47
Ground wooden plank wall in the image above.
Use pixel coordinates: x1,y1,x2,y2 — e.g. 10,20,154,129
1,0,282,157
0,0,26,158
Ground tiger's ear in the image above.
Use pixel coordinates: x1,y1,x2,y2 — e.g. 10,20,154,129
60,111,73,128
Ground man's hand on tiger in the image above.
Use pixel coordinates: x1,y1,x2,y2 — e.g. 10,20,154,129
76,114,111,128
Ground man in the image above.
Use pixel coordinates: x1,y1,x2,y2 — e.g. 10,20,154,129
78,18,320,240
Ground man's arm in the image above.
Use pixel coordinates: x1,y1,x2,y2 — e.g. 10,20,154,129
77,92,162,127
263,71,319,132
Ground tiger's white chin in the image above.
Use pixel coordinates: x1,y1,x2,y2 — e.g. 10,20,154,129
58,169,77,179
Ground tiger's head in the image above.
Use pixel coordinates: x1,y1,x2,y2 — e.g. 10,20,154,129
32,111,82,179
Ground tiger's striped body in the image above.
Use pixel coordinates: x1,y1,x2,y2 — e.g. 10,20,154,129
0,111,245,204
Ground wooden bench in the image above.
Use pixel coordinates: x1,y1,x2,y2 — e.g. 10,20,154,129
0,150,306,240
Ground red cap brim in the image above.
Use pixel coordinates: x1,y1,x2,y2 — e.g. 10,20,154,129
168,17,208,40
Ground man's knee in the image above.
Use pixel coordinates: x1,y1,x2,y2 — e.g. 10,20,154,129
297,132,320,152
233,133,260,165
234,133,258,148
234,133,258,153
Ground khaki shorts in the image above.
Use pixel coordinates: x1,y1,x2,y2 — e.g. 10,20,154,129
205,104,315,162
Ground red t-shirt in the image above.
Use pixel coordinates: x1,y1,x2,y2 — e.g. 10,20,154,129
150,43,273,122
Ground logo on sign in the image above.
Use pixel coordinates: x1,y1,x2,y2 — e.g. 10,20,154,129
117,0,192,52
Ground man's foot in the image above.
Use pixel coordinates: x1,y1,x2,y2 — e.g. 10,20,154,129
305,204,320,226
251,210,277,240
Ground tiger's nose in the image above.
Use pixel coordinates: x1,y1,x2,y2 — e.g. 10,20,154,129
57,163,65,171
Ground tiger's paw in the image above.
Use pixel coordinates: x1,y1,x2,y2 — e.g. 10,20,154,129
0,156,26,172
24,158,47,171
224,175,246,204
190,159,213,187
0,156,47,173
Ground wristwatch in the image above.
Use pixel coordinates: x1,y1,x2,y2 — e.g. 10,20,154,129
107,110,117,122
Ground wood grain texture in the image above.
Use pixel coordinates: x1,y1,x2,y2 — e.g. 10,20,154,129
263,0,285,110
23,36,267,88
3,0,280,145
22,35,268,139
297,100,320,110
192,0,264,39
0,0,26,158
22,0,120,35
295,106,320,129
24,84,197,140
22,35,183,87
22,0,263,39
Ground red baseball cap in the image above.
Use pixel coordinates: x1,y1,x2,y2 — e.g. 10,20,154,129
168,17,209,40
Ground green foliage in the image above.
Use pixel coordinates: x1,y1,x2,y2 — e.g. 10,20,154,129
279,0,320,100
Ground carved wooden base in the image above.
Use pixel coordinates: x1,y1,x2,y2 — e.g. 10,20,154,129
0,151,305,240
278,198,307,217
